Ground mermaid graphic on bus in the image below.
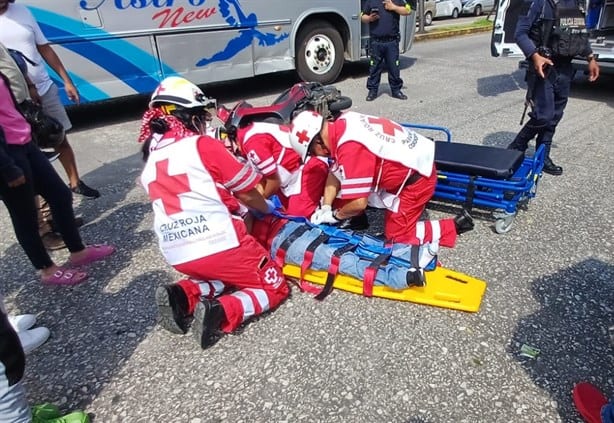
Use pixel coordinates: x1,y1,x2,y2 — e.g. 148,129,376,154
196,0,289,67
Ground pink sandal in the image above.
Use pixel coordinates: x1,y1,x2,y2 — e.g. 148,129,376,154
69,244,116,267
41,268,88,286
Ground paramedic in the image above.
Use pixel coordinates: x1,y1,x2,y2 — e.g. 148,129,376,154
231,119,329,218
361,0,411,101
289,110,474,244
507,0,599,175
139,76,289,349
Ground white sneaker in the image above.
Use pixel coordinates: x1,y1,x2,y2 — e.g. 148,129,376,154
8,314,37,332
18,327,50,354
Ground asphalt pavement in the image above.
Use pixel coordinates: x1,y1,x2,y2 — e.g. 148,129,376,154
2,33,613,422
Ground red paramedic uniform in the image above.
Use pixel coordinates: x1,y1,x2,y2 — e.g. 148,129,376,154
238,122,328,218
329,112,457,246
141,130,289,333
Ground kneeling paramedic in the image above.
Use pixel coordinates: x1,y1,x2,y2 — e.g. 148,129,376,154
138,76,289,349
222,113,329,219
289,111,474,244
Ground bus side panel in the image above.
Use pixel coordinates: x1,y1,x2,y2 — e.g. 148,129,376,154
52,37,161,104
30,6,165,104
157,31,253,84
252,23,294,75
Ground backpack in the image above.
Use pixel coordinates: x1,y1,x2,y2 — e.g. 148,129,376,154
7,48,36,75
5,49,65,149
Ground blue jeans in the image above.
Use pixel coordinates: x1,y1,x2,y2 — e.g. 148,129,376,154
270,221,437,290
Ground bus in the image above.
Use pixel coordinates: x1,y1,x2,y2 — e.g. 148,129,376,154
23,0,417,105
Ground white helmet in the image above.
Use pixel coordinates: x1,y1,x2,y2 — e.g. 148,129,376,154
149,76,216,110
290,111,324,161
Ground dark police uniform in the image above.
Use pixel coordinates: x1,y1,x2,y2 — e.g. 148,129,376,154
362,0,410,101
509,0,595,175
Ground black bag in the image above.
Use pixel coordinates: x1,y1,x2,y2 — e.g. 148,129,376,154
18,100,65,149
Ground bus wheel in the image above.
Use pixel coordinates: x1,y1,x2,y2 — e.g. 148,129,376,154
296,21,344,85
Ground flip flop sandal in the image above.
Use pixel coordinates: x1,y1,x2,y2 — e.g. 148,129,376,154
68,244,116,267
41,268,88,286
573,382,609,423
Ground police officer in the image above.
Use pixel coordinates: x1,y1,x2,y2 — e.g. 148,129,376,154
507,0,600,175
361,0,412,102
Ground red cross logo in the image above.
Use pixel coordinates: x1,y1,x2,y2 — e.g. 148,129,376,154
295,129,311,145
264,268,279,284
153,84,167,97
368,117,403,136
147,159,190,215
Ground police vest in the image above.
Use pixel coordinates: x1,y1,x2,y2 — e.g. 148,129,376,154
552,0,589,57
531,0,590,58
141,135,240,265
336,111,435,177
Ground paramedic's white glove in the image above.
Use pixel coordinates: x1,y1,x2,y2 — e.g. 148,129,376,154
311,205,341,225
311,205,330,224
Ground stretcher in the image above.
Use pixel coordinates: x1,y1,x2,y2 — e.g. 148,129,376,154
402,123,545,234
283,264,487,313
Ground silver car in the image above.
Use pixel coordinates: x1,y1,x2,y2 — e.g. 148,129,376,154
461,0,495,16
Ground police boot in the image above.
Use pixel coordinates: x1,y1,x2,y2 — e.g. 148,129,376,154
155,284,193,334
543,157,563,176
192,299,225,349
454,209,474,235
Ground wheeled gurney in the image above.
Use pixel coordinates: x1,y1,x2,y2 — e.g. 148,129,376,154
402,123,545,234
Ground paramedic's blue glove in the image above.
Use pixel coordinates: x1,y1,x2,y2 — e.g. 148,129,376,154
264,198,276,214
250,198,276,219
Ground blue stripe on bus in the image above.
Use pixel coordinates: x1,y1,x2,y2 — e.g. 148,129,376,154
37,22,160,94
30,7,176,101
50,72,110,104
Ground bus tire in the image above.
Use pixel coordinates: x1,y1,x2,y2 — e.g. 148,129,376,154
296,21,344,85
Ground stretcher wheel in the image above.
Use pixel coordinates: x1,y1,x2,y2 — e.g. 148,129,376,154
494,215,514,234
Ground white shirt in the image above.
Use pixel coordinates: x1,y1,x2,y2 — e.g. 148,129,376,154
0,3,54,95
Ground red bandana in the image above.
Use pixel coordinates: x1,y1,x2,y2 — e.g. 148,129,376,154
137,108,197,143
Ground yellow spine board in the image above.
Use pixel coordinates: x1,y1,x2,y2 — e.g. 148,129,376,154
282,264,487,313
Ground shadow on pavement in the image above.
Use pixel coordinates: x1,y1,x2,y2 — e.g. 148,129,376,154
508,258,614,420
476,68,526,97
481,130,518,148
4,199,170,414
571,73,614,108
